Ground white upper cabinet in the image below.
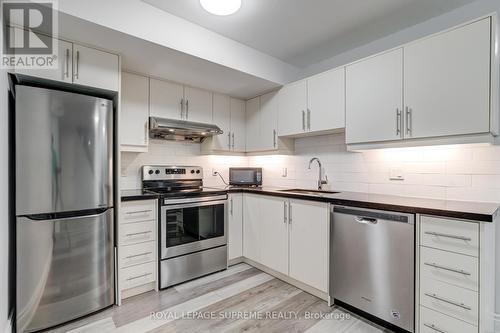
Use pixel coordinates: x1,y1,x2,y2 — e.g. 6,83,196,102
120,72,149,152
149,78,184,120
72,43,119,91
404,18,491,139
212,93,231,150
260,91,279,150
278,80,307,136
245,97,261,152
230,98,246,152
184,86,213,123
308,68,345,132
346,48,404,144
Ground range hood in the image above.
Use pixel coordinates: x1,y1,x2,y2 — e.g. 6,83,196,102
149,117,223,143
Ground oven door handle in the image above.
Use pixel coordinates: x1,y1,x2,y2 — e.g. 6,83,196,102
162,199,228,210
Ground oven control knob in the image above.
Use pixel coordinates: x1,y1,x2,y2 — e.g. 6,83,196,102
148,170,154,175
190,170,195,174
155,170,160,175
196,170,201,174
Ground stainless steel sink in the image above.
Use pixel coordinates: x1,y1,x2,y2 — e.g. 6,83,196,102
278,188,340,195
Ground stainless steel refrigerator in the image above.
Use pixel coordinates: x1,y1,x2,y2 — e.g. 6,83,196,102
14,85,115,332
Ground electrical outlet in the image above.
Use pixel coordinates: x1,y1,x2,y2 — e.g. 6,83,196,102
389,168,404,181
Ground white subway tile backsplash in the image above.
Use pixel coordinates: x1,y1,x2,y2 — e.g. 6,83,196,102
121,134,500,204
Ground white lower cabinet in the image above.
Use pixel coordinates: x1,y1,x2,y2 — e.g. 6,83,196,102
119,199,158,301
228,193,243,260
288,199,329,292
417,214,495,333
242,194,329,293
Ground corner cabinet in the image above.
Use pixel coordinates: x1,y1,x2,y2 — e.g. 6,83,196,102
228,193,243,261
120,72,149,152
242,194,329,295
278,67,345,137
346,17,495,148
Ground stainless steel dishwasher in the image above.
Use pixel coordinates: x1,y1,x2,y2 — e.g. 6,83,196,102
331,206,415,333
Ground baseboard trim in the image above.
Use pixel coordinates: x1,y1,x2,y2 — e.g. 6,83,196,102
242,258,329,302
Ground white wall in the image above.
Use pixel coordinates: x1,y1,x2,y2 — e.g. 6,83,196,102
0,69,11,332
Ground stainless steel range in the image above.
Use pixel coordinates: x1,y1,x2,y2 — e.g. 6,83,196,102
142,166,228,289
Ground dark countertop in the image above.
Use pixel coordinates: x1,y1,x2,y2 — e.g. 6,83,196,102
221,186,499,222
121,186,499,222
121,189,159,202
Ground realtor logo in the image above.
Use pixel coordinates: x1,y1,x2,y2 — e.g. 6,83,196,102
1,0,58,69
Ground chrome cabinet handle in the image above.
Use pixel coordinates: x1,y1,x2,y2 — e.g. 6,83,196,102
307,109,311,131
144,121,148,143
424,262,471,276
273,129,277,148
232,133,235,149
405,106,412,136
75,50,80,80
396,108,401,136
180,99,185,119
125,231,152,237
424,293,472,310
65,48,70,78
228,132,231,150
288,202,292,224
283,201,287,224
424,231,472,242
354,216,378,225
125,210,152,215
186,99,189,119
302,110,306,131
423,323,447,333
126,272,152,281
126,251,152,259
230,198,234,216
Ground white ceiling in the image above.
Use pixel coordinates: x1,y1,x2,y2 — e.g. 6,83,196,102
143,0,476,67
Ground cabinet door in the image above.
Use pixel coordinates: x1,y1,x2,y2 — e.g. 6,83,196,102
150,78,184,120
120,72,149,151
278,80,307,136
230,98,246,152
259,196,288,275
13,29,72,83
308,67,345,132
184,86,213,124
212,93,231,151
346,49,403,144
245,97,260,152
404,18,491,139
72,43,119,91
260,91,279,150
289,199,329,292
228,194,243,260
243,194,261,263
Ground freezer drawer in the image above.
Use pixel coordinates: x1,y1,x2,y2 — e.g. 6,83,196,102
16,209,114,332
331,206,415,332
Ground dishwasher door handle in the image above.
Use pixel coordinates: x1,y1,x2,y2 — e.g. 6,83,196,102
354,216,378,225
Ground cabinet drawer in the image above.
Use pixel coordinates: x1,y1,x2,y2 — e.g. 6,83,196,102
420,306,477,333
120,200,156,224
120,221,156,245
120,241,156,268
420,277,478,326
120,261,156,291
420,216,479,256
420,247,478,291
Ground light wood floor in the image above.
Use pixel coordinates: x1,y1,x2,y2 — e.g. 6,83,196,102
48,264,392,333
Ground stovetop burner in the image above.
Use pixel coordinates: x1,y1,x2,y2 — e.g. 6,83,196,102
141,165,227,199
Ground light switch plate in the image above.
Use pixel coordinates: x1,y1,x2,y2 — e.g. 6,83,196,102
389,167,404,181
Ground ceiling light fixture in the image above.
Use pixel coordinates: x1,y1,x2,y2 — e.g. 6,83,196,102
200,0,241,16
